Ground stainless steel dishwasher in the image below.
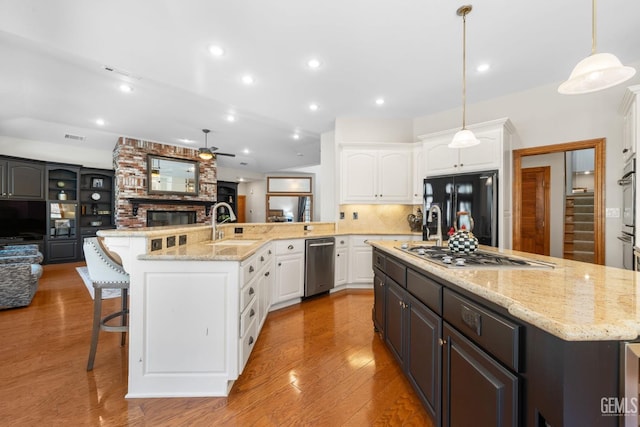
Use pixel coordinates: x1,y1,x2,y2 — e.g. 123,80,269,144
304,237,335,297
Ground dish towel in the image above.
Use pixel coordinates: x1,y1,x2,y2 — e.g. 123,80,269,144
76,266,121,300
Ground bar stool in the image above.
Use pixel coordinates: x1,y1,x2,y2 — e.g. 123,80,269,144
83,237,130,371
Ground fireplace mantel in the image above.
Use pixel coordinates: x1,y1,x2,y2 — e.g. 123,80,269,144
127,198,216,216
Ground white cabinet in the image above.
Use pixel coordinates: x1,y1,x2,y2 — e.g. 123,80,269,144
348,235,379,285
273,239,305,305
340,146,413,204
335,236,349,287
422,127,502,176
412,143,426,204
620,85,640,162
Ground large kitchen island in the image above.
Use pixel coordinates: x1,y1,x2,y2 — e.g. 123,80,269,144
369,240,640,427
98,222,639,426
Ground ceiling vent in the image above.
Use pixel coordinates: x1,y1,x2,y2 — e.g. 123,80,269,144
102,65,142,80
240,162,248,166
64,133,85,141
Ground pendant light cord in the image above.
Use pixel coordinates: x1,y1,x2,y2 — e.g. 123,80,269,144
591,0,597,55
461,10,467,130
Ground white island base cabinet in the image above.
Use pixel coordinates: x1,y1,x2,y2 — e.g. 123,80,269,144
127,260,240,398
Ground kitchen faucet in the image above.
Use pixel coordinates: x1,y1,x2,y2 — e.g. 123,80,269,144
426,205,443,247
211,201,237,240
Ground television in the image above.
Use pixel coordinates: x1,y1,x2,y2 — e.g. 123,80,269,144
0,200,47,241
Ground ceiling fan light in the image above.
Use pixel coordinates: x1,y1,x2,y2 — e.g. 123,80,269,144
198,149,213,160
449,129,481,149
558,52,636,94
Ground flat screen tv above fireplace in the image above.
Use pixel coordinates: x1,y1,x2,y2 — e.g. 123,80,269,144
147,210,197,227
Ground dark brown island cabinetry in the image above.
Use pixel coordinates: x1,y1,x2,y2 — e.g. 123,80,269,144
372,247,620,427
0,158,45,200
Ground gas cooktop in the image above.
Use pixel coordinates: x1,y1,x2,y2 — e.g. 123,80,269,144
395,244,554,269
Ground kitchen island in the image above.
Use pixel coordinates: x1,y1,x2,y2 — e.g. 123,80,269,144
368,240,640,427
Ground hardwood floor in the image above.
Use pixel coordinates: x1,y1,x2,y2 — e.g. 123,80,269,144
0,263,432,426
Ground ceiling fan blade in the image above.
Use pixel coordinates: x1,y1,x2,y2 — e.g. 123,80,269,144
215,152,236,157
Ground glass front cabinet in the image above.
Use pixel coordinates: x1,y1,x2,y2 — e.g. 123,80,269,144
45,165,80,263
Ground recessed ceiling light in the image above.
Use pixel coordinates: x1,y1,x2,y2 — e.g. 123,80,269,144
375,98,385,106
119,84,133,93
178,138,195,144
309,103,319,111
296,153,304,157
243,148,250,154
209,45,225,57
95,118,105,126
307,58,321,69
237,177,245,182
292,133,300,140
242,74,254,85
226,114,236,122
476,63,490,72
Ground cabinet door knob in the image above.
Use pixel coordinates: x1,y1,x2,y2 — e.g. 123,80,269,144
288,244,294,250
260,256,265,262
439,338,447,346
459,163,464,167
278,262,282,267
249,287,255,295
623,148,629,153
337,254,340,257
249,336,254,345
250,308,255,317
249,265,255,273
340,240,345,244
264,271,270,277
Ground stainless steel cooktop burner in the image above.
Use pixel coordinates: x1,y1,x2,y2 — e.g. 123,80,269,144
395,245,554,269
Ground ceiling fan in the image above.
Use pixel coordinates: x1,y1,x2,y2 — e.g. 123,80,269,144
198,129,236,160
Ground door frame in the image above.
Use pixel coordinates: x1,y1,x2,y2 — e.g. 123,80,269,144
512,138,605,264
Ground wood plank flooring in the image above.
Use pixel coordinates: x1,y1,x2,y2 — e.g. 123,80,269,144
0,262,432,426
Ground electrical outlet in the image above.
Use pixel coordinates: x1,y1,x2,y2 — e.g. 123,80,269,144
166,236,176,248
353,212,358,220
606,208,620,218
179,235,187,245
151,238,162,251
235,227,243,234
339,212,345,220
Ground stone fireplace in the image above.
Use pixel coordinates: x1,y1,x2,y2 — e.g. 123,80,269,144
113,138,217,228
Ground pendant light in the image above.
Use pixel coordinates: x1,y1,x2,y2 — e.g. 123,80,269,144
449,5,480,149
198,129,214,160
558,0,635,94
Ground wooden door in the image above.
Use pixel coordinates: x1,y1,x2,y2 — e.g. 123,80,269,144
520,167,550,255
237,195,246,223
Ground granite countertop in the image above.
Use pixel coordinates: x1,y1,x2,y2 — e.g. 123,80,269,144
369,240,640,342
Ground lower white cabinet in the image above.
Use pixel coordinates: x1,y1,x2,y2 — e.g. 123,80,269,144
335,237,349,286
348,235,379,285
273,239,305,304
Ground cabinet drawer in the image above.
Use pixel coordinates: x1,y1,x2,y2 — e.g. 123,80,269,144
275,239,304,255
443,289,521,372
373,250,385,271
385,256,406,287
240,297,258,337
240,280,258,311
335,237,349,248
240,317,258,372
257,245,273,268
241,258,258,286
407,268,442,315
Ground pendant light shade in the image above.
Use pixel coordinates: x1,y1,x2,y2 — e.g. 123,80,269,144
449,5,480,149
558,0,636,95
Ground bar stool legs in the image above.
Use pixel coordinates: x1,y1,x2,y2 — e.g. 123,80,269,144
87,287,129,371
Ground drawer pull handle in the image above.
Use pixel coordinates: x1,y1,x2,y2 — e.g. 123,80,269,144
461,305,482,336
249,287,255,295
288,244,294,250
249,336,254,345
439,338,447,346
265,271,270,277
250,308,255,317
260,256,265,262
249,266,255,273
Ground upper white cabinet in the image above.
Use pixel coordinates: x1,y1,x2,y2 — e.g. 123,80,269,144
340,145,413,204
422,126,503,176
412,143,426,204
620,85,640,163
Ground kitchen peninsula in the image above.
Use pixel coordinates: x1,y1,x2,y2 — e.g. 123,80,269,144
369,240,640,426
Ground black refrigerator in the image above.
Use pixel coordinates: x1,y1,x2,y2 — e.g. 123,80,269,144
423,170,498,247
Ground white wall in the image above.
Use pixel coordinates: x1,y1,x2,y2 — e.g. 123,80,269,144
335,117,414,143
240,180,267,223
320,130,336,222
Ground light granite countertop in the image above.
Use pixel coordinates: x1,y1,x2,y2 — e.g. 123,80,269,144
369,240,640,342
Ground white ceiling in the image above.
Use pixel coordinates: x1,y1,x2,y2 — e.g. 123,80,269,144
1,0,639,175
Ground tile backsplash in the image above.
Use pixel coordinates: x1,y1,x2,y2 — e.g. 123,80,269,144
337,204,422,234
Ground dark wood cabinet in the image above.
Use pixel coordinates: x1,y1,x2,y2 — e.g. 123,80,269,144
373,268,385,334
216,181,238,222
442,323,518,427
385,278,405,364
45,165,80,263
78,168,115,259
0,159,45,200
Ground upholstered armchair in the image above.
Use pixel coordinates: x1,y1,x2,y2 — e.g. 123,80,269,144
0,245,43,309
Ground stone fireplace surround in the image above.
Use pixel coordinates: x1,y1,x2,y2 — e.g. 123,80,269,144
113,138,217,228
